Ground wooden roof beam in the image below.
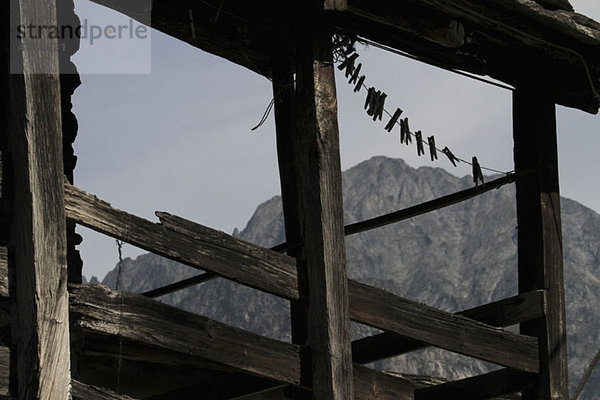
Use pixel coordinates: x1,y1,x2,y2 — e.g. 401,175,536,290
88,0,600,112
338,0,600,113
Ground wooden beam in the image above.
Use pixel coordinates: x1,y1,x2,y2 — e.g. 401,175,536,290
140,272,216,298
231,385,294,400
87,0,600,112
69,284,415,400
290,16,355,399
70,284,301,386
349,281,539,372
340,0,600,113
345,174,514,236
6,0,72,397
415,368,535,400
71,380,136,400
65,185,539,372
64,184,299,300
513,91,569,399
0,248,7,298
89,0,273,78
271,24,311,400
0,347,8,397
352,290,546,364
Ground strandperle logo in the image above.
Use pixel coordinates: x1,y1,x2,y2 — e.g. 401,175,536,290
15,18,148,46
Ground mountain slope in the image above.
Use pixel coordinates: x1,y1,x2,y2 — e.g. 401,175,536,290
101,156,600,398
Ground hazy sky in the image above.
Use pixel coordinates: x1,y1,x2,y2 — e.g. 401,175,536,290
71,0,600,280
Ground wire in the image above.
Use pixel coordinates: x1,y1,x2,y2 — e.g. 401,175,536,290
356,36,516,92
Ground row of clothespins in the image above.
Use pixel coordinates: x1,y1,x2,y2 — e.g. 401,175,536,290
337,52,485,186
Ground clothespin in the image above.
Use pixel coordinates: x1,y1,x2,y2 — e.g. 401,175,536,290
353,75,365,93
337,53,359,78
428,136,438,161
364,87,375,110
364,88,386,121
416,131,425,156
348,63,362,85
442,146,458,167
472,156,484,186
384,108,403,132
400,118,412,144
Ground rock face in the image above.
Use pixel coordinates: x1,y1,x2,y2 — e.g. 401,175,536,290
100,156,600,399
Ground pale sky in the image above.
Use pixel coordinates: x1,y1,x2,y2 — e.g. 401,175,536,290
71,0,600,280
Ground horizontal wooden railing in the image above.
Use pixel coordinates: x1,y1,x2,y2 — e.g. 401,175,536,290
69,284,415,400
352,290,546,364
64,183,539,373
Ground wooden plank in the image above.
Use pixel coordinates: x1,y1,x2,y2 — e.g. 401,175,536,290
349,281,539,372
0,346,8,396
70,284,415,400
0,248,7,297
292,18,354,400
352,290,546,363
415,368,535,400
6,0,72,397
70,284,301,386
344,174,515,236
65,186,539,372
140,272,216,298
513,91,569,399
64,184,299,300
71,380,136,400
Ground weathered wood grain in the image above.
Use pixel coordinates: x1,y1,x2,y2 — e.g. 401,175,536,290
352,290,546,363
0,346,8,396
0,248,7,298
349,281,539,372
65,184,299,300
415,368,535,400
65,185,539,371
69,284,415,400
513,91,569,399
7,0,72,397
292,18,355,400
70,284,301,385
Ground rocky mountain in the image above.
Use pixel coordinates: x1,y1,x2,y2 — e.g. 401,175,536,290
98,156,600,398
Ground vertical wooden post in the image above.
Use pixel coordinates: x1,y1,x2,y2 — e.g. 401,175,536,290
513,91,568,399
271,26,310,400
5,0,72,398
290,18,354,400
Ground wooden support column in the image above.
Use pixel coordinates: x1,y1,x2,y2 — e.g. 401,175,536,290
513,91,568,399
4,0,72,398
271,23,310,400
276,12,354,399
